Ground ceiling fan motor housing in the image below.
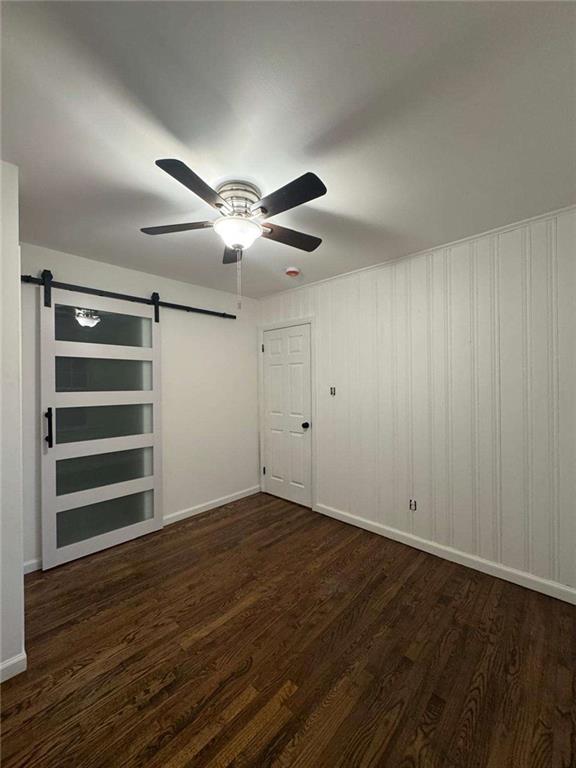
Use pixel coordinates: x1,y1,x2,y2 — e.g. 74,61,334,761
216,180,262,216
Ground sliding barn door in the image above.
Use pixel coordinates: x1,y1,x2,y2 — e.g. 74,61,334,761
40,289,162,569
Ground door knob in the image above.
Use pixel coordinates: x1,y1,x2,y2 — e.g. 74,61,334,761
301,421,310,429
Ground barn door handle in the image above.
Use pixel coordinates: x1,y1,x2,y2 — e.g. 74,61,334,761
45,407,54,448
301,421,310,429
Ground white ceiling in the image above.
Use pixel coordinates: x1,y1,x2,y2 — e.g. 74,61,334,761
2,2,575,297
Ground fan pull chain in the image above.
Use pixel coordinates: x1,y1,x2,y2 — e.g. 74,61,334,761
236,251,242,310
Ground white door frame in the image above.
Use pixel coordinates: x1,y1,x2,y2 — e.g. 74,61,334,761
258,317,317,510
40,288,163,569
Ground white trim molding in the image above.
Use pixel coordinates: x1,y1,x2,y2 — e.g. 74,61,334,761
24,559,41,575
0,651,27,683
163,486,261,526
316,503,576,605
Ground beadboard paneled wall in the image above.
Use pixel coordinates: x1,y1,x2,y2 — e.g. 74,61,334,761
260,208,576,602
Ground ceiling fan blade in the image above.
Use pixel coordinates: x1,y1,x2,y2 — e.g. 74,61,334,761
223,247,242,264
262,223,322,252
253,172,327,219
141,221,212,235
156,159,228,210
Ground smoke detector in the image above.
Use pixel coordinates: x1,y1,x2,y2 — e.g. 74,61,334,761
285,266,301,278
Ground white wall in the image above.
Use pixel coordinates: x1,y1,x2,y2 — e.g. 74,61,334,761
261,207,576,604
1,162,26,681
21,244,261,570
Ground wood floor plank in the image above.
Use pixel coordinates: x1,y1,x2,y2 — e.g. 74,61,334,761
1,492,574,768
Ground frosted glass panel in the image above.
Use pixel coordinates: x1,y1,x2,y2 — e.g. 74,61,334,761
56,357,152,392
57,490,154,547
56,447,153,495
56,404,153,444
55,305,152,347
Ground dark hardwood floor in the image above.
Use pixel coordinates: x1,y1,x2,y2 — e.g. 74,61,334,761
1,493,575,767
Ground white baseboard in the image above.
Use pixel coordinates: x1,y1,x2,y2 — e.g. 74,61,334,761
24,558,41,575
163,486,262,526
315,503,576,606
0,651,27,682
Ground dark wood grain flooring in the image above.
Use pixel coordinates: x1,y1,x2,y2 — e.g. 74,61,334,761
1,493,575,767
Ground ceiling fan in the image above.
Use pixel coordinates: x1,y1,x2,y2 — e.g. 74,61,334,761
141,159,327,263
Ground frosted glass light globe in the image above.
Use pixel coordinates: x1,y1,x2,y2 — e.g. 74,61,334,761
213,216,263,250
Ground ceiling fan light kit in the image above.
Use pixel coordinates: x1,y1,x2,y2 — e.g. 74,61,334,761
213,216,263,250
141,159,327,264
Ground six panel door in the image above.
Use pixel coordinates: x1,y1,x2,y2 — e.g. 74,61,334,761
263,324,312,506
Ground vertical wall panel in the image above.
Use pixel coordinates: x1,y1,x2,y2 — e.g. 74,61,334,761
449,244,475,554
315,282,334,509
474,236,498,563
391,261,411,531
410,255,433,540
347,276,362,517
291,289,305,320
376,267,396,527
430,250,451,545
304,286,315,319
260,207,575,598
527,221,554,580
325,280,352,512
498,228,527,572
556,212,576,588
352,272,379,520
